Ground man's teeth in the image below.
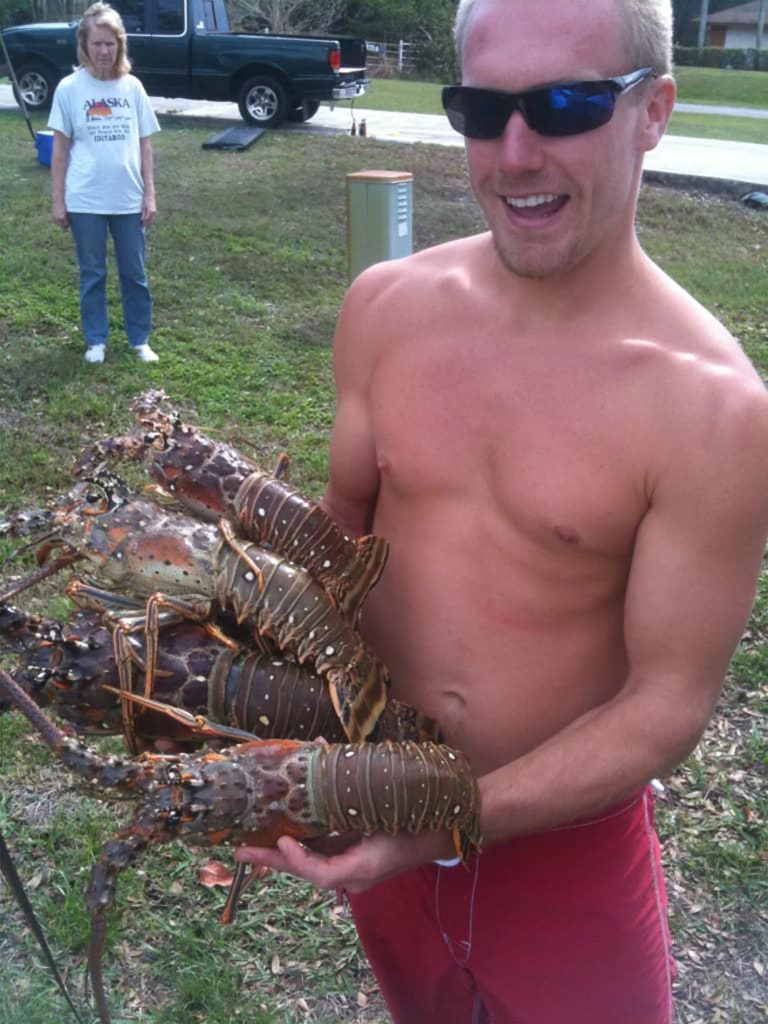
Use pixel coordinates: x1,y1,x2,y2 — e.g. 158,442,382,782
505,193,559,208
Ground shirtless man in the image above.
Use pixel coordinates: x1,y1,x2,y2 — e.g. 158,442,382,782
237,1,768,1020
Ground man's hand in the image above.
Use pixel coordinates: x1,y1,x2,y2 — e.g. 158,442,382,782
235,827,459,894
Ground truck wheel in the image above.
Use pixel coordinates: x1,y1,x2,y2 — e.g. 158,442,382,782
13,64,58,112
237,76,288,128
287,99,321,123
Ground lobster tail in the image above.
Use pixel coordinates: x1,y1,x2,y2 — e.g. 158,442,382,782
308,741,482,864
233,471,389,626
340,533,390,626
324,659,390,744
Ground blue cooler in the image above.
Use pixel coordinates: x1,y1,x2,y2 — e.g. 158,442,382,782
36,130,54,167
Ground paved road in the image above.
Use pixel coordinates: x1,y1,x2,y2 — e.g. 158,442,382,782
2,84,766,187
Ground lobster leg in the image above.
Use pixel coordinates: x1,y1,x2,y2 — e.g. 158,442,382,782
217,519,265,591
101,687,262,744
65,583,210,753
219,860,265,925
272,452,290,480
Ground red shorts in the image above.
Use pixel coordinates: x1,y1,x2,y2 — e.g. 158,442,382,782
349,788,674,1023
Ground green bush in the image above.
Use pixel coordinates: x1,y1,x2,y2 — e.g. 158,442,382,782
673,45,767,71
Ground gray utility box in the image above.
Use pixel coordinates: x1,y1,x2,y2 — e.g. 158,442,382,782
346,170,413,281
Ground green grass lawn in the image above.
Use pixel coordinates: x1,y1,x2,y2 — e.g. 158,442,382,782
0,109,766,1024
668,111,768,143
673,66,768,108
360,66,768,113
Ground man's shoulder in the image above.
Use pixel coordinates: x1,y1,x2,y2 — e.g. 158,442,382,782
642,270,766,445
644,261,758,378
349,233,490,301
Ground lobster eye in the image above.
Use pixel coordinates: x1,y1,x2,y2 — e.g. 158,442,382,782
83,489,110,515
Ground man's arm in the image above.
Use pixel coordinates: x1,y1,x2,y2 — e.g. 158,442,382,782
51,131,70,230
139,136,156,227
321,269,385,537
478,374,767,841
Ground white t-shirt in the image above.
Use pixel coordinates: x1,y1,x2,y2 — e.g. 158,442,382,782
48,68,160,214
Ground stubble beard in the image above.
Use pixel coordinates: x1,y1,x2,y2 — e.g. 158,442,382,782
490,228,591,280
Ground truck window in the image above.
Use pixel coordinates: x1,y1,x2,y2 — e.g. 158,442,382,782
113,0,148,33
156,0,186,35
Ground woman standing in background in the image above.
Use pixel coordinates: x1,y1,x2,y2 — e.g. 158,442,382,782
49,1,160,364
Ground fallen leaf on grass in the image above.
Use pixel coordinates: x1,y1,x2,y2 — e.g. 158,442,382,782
199,860,234,888
357,990,368,1008
271,953,282,974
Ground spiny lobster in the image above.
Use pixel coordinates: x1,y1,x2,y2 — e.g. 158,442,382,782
0,666,481,1024
3,476,392,743
72,389,388,627
0,602,436,749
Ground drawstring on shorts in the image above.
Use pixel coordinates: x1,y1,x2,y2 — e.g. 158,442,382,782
434,853,481,965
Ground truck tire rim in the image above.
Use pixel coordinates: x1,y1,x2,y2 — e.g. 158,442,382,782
20,72,48,104
246,85,277,119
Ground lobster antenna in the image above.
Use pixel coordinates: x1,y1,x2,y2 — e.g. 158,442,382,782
0,526,60,573
0,552,84,604
0,831,85,1024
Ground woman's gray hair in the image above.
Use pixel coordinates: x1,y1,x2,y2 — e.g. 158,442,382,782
453,0,673,77
77,1,131,76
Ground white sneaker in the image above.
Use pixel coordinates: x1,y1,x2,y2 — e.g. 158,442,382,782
84,345,105,364
134,344,159,363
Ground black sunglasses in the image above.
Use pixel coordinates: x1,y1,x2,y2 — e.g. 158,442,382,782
442,68,657,139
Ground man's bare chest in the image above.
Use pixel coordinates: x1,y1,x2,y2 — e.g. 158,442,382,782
368,340,651,560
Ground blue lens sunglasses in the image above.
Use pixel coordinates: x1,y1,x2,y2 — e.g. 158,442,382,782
442,67,657,139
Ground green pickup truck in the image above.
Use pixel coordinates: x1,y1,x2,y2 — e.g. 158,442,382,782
0,0,369,128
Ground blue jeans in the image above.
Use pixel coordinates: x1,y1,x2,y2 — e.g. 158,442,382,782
69,213,152,349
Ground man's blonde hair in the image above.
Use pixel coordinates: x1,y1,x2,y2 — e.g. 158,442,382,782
77,2,131,77
453,0,673,77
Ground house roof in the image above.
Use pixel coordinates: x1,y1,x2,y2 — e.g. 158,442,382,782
705,1,763,25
